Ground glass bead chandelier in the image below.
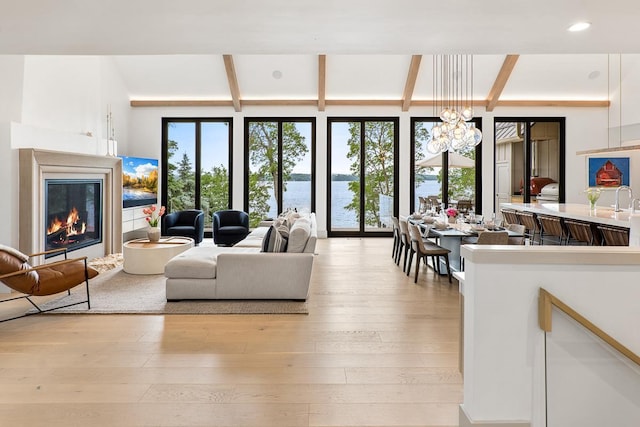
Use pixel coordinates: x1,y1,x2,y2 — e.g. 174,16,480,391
426,54,483,154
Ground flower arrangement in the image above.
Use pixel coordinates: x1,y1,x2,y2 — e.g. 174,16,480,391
445,207,459,218
142,205,166,227
585,187,601,209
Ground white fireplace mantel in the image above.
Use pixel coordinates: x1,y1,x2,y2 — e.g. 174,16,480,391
19,148,123,260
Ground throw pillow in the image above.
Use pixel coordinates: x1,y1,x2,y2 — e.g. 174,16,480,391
261,225,288,252
287,217,311,253
261,226,274,252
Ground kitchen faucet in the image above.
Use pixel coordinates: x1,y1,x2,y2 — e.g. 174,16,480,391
614,185,633,212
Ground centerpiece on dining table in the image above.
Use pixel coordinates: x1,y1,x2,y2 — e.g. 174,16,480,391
445,207,459,224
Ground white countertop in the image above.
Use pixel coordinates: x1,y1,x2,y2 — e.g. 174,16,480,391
501,202,633,228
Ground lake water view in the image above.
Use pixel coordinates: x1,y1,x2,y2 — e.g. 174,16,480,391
266,180,441,228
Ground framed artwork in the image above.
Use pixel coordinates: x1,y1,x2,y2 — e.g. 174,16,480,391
588,157,630,188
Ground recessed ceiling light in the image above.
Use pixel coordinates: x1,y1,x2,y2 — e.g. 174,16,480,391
272,70,283,79
568,21,591,32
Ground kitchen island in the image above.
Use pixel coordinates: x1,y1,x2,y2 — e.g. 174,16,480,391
500,202,632,228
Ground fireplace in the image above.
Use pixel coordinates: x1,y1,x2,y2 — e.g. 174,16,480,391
45,179,103,257
19,149,123,262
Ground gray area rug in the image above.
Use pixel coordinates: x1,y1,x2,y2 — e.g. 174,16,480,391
34,267,308,315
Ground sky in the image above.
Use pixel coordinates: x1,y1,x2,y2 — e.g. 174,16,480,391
121,155,158,179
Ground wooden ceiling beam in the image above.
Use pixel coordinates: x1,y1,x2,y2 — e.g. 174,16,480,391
402,55,422,112
485,54,520,112
223,54,242,112
318,54,326,112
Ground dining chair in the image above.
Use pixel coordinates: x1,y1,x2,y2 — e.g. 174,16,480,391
427,195,441,213
456,200,473,214
476,231,509,245
407,223,452,284
418,197,429,214
391,216,401,259
397,218,412,271
537,214,568,245
507,224,526,245
564,219,595,245
596,225,629,246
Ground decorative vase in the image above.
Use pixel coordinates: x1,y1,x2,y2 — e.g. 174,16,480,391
585,188,601,211
147,226,161,242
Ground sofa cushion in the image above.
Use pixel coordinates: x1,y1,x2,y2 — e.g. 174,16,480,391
287,217,311,253
165,247,218,279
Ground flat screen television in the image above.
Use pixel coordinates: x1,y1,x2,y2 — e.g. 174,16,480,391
120,156,159,208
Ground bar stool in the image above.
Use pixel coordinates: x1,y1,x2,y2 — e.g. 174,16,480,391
537,214,568,245
500,208,520,227
515,211,541,244
564,219,595,245
596,225,629,246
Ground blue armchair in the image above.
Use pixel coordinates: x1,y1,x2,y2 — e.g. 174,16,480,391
213,210,250,246
163,209,205,245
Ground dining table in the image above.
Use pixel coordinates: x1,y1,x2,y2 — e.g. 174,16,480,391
412,218,524,274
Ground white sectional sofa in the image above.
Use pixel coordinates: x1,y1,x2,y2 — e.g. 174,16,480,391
164,213,317,301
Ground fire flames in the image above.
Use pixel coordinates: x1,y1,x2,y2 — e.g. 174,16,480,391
47,207,87,237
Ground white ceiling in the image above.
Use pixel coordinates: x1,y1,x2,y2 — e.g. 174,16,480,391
3,0,640,102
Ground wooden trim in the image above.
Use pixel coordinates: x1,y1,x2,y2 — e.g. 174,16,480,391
496,100,609,108
539,288,640,366
318,54,326,112
223,54,242,112
486,54,520,112
576,143,640,155
130,98,608,109
130,100,234,107
402,55,422,112
242,99,317,106
325,99,403,106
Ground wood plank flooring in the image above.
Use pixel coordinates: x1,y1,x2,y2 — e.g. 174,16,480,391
0,237,461,426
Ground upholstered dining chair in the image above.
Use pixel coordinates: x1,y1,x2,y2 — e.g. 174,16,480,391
397,218,412,272
163,209,205,245
391,216,401,260
0,245,98,322
507,224,527,245
406,223,452,284
212,210,250,246
476,231,509,245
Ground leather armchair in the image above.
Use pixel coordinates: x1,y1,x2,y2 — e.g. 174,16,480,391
213,210,250,246
163,209,205,245
0,245,98,322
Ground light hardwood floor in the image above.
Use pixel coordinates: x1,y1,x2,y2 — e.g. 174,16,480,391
0,238,461,427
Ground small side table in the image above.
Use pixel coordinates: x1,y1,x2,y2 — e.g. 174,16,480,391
123,237,194,274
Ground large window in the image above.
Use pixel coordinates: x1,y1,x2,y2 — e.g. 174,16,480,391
328,118,398,236
162,118,233,234
244,118,315,228
410,117,482,214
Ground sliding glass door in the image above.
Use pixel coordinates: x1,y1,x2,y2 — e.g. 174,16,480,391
245,118,315,228
328,118,398,236
162,118,233,235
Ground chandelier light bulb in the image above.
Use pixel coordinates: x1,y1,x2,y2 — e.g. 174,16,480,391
440,108,451,123
461,107,474,122
472,126,483,146
426,138,443,154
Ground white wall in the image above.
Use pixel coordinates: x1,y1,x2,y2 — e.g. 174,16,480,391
0,55,129,248
460,245,640,426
